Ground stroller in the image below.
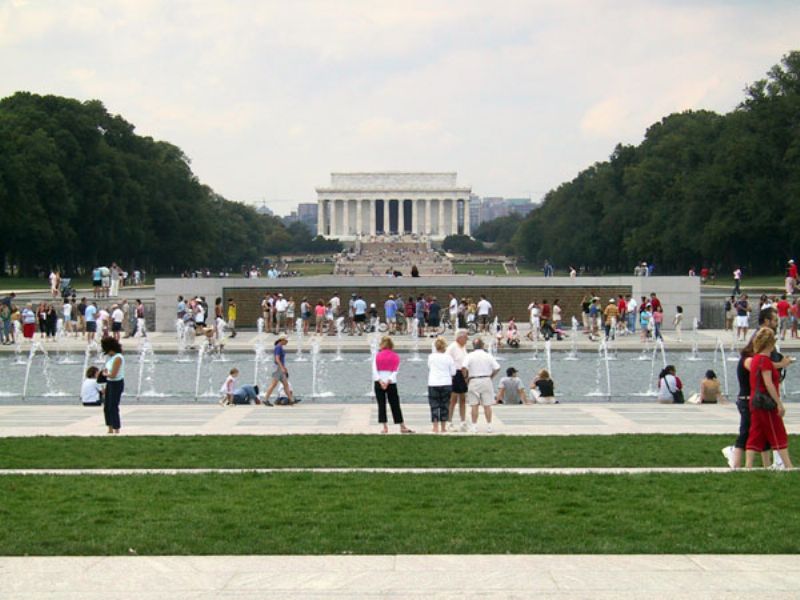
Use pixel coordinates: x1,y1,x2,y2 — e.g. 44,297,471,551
60,278,76,300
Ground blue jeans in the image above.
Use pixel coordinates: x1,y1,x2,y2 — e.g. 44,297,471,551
627,314,636,332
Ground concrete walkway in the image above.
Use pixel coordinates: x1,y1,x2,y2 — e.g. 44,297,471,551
4,402,797,437
1,555,798,599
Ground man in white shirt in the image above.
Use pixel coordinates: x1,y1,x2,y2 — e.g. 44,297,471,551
463,337,501,433
330,292,341,317
625,294,637,334
448,293,458,329
111,304,124,341
477,295,492,332
62,299,73,336
445,330,470,431
275,293,288,334
527,300,540,340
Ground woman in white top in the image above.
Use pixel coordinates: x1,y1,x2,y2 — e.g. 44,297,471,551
657,365,682,404
427,337,456,433
101,337,125,433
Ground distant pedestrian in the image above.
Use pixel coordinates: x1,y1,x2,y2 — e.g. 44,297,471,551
733,267,742,295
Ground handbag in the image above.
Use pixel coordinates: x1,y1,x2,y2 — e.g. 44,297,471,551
665,378,684,404
751,355,778,411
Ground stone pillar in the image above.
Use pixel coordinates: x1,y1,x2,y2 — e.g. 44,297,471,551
410,200,416,234
438,199,445,237
425,199,431,235
463,198,470,236
398,200,405,235
318,200,326,237
356,199,363,238
370,200,376,236
451,199,458,235
329,200,338,237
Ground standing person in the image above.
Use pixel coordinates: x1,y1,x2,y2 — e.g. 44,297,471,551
405,296,415,334
414,295,426,337
226,298,237,338
427,297,441,336
352,295,368,335
262,335,293,406
84,301,97,342
653,305,664,340
580,294,592,332
134,299,146,337
111,304,124,341
44,304,58,340
476,295,492,332
49,269,60,298
120,299,132,338
745,328,793,469
109,263,121,297
384,294,397,334
733,267,742,295
496,367,528,404
603,299,619,339
464,337,500,433
100,337,125,434
299,297,311,335
552,299,562,332
21,303,36,340
62,298,73,337
329,291,341,318
0,301,10,345
673,306,684,341
625,294,637,334
787,259,798,295
735,294,751,341
275,293,288,334
427,337,456,433
314,300,325,334
776,294,791,340
91,266,102,299
723,295,736,332
99,265,111,298
286,297,295,333
394,293,406,334
372,336,413,434
448,293,458,331
526,299,540,341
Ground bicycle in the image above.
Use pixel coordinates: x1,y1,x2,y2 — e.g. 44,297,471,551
436,315,477,336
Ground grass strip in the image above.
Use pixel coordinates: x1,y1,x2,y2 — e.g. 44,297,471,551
0,434,796,469
0,472,797,555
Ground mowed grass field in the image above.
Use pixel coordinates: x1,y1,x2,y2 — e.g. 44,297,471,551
2,434,797,469
1,435,796,556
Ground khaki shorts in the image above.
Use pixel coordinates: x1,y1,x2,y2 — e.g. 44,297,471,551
467,377,494,406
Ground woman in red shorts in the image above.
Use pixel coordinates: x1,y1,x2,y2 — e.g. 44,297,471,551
745,327,793,469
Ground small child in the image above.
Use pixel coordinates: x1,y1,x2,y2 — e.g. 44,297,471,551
80,366,104,406
274,379,299,405
673,306,684,341
531,369,557,404
219,368,239,406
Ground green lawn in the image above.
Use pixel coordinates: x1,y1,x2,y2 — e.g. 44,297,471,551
1,434,795,469
0,472,796,555
703,275,786,289
287,263,334,276
453,262,506,274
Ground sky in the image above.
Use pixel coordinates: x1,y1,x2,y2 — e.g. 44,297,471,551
1,1,798,215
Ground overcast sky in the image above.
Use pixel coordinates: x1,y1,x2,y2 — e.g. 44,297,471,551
2,1,797,215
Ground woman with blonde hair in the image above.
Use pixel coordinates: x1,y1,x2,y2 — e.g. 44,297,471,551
373,336,413,434
745,327,793,469
427,337,456,433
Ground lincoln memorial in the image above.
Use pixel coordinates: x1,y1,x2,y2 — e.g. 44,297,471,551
316,172,471,240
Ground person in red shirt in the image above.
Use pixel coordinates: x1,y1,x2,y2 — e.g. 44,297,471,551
787,260,798,295
776,294,791,340
649,293,662,313
745,328,793,469
617,295,627,335
700,267,709,283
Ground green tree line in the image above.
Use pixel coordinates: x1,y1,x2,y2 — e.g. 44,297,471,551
0,92,337,277
512,51,800,274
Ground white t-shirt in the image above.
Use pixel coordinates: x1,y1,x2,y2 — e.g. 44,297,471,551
553,305,562,322
220,375,237,395
63,303,72,319
464,349,500,378
276,298,288,312
528,303,540,320
112,308,124,323
428,352,456,387
477,299,492,316
658,375,679,402
626,298,638,314
330,296,340,312
446,341,468,369
97,310,109,325
81,379,102,404
449,298,458,315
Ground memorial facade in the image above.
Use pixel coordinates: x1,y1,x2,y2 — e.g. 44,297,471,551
316,172,471,240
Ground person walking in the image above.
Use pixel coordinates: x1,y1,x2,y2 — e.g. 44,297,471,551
427,337,456,433
733,267,742,295
101,337,125,434
745,328,793,469
372,336,413,434
463,337,500,433
227,298,237,338
262,334,294,406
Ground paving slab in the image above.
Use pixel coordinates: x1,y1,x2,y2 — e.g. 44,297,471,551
0,555,797,599
0,402,774,437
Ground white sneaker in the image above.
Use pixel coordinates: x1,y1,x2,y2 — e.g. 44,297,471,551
469,423,477,433
772,451,786,470
486,425,493,433
721,446,735,469
460,421,469,432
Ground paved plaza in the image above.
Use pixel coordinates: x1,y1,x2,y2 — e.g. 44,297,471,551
1,555,799,599
3,401,797,437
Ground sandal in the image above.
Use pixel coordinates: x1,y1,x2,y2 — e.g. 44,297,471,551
401,428,415,434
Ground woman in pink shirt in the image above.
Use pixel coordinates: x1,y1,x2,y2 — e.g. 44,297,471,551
373,336,414,434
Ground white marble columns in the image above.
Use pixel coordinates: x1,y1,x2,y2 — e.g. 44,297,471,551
317,197,468,238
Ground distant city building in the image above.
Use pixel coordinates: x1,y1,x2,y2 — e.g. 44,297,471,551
468,195,537,228
255,202,274,217
296,202,318,233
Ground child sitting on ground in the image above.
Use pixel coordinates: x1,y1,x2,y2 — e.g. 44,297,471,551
80,366,104,406
274,379,301,405
531,368,558,404
219,368,239,406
